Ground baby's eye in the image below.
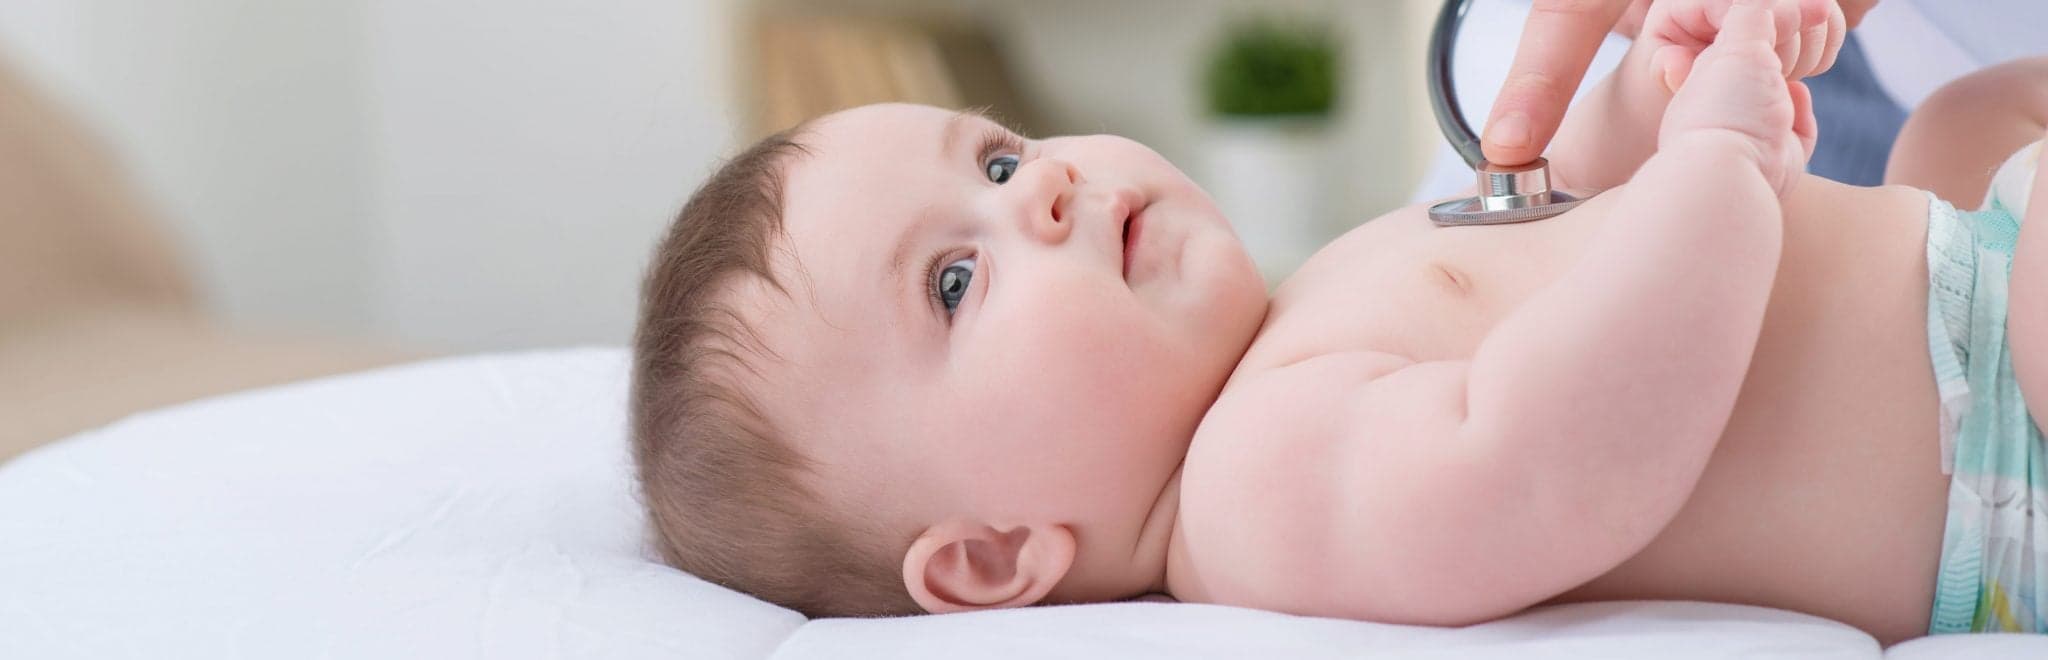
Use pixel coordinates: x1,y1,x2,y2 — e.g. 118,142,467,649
934,256,976,315
985,155,1019,184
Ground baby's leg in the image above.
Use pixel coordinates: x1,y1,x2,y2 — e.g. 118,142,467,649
2014,131,2048,427
1886,57,2048,206
1893,57,2048,427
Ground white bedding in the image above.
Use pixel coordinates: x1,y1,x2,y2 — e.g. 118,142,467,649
2,349,2041,658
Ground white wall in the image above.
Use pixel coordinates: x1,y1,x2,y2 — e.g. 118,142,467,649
362,0,739,351
978,0,1439,232
1,0,379,334
852,0,1440,234
1,0,1436,353
0,0,740,352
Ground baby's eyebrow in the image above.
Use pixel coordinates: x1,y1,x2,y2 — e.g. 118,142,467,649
938,106,994,161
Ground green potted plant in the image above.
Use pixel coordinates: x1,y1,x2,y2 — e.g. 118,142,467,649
1199,19,1339,278
1204,20,1337,119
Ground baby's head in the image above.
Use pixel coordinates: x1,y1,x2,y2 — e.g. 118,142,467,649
632,103,1267,617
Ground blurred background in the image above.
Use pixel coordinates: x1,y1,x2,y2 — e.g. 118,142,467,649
0,0,1452,459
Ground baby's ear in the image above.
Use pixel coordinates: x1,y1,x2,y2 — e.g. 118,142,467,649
901,520,1075,613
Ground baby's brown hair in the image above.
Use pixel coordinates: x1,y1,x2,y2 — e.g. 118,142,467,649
630,126,919,617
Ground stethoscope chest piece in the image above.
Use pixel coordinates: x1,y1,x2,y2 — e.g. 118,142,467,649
1425,0,1598,228
1427,156,1592,226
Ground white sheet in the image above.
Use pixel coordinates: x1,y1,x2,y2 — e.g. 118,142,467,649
2,349,2041,658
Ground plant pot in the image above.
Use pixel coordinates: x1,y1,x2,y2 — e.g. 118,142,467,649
1200,115,1331,280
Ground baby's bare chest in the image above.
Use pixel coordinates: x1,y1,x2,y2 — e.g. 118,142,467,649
1238,192,1942,487
1239,204,1599,370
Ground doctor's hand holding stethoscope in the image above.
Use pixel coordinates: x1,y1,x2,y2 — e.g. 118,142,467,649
1427,0,1868,225
1480,0,1879,168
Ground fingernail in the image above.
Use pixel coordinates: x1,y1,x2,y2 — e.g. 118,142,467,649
1490,112,1531,149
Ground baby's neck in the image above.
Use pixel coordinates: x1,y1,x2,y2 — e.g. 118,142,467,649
1043,461,1182,604
1132,463,1183,596
1160,463,1211,604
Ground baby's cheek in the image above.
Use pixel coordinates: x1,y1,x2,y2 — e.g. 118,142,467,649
977,315,1152,405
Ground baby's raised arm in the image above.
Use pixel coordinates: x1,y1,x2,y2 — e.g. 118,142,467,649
1191,0,1811,627
1449,0,1812,603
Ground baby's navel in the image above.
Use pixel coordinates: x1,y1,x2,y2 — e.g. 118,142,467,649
1432,262,1474,297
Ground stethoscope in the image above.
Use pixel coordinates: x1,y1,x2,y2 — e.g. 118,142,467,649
1427,0,1595,226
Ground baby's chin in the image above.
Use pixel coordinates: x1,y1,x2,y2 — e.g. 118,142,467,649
1198,245,1272,365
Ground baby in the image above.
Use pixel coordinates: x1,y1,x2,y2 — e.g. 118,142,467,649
630,0,2046,645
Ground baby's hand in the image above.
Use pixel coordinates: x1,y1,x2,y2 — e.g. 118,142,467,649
1636,0,1845,92
1656,0,1817,195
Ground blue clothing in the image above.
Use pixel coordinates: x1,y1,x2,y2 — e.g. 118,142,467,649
1805,34,1908,186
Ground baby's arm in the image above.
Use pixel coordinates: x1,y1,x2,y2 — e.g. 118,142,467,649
1443,18,1805,607
1205,1,1809,626
1546,0,1839,190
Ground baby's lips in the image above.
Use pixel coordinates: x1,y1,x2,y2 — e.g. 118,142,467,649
1103,186,1148,277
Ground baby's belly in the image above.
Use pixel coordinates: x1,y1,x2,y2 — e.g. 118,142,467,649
1543,352,1950,644
1544,184,1951,646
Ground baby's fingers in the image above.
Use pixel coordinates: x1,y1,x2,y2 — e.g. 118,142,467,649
1654,44,1698,93
1718,0,1782,51
1790,79,1817,160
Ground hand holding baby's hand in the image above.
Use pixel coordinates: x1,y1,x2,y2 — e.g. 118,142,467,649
1656,0,1817,195
1637,0,1845,93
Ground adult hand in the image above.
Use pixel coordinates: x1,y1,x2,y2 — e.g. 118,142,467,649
1614,0,1874,37
1480,0,1878,167
1639,0,1844,94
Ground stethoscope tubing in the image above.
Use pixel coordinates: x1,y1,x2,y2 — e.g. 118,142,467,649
1429,0,1487,169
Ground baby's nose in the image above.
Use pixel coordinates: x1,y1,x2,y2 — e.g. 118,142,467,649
1013,158,1080,244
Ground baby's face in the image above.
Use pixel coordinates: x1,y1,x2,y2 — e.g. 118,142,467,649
758,103,1267,535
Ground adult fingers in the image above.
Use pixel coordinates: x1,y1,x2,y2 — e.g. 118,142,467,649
1794,0,1832,77
1816,2,1846,75
1719,0,1781,47
1613,0,1655,38
1769,0,1803,76
1666,0,1798,75
1482,0,1634,166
